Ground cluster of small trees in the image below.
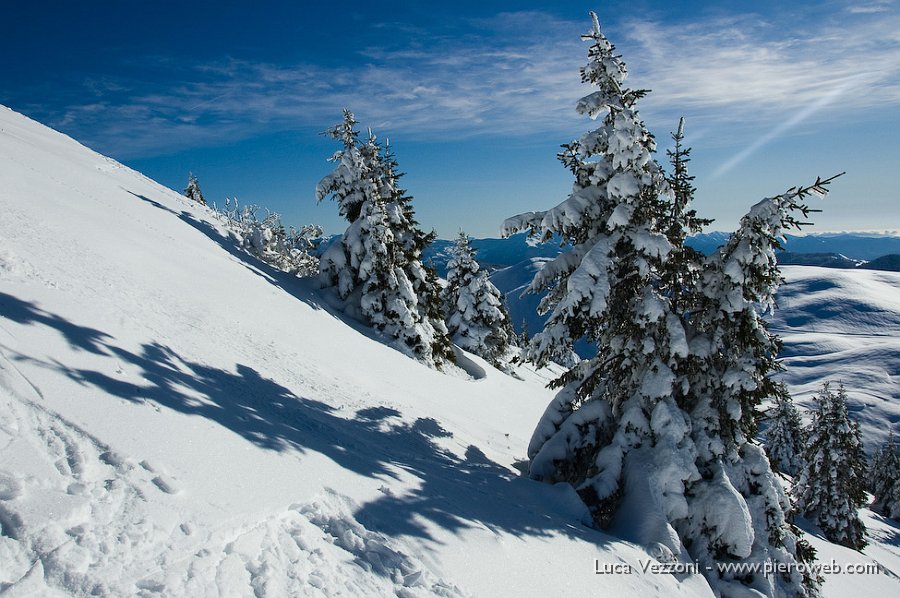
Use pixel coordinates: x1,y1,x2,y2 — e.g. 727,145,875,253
316,111,516,370
184,173,323,277
766,382,900,551
767,385,869,550
216,197,323,277
185,123,520,372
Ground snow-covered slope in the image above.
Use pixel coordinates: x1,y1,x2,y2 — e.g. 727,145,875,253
1,105,898,597
0,106,718,596
774,266,900,450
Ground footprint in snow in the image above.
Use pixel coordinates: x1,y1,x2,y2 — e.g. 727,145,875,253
151,474,180,495
0,473,23,500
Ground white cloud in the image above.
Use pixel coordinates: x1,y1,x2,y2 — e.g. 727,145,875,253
847,1,893,14
709,74,860,178
26,5,900,159
621,11,900,128
615,6,900,173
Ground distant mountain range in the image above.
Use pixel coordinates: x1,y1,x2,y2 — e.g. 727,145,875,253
435,231,900,355
423,233,566,275
687,231,900,265
420,231,900,275
316,232,900,351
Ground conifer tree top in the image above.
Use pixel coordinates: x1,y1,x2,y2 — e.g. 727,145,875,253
183,172,206,205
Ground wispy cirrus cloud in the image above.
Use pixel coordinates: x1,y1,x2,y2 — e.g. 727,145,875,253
847,1,893,14
16,12,585,158
15,4,900,160
624,10,900,124
620,5,900,173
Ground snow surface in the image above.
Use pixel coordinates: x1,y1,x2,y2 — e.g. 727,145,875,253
774,266,900,451
0,107,711,596
0,105,898,596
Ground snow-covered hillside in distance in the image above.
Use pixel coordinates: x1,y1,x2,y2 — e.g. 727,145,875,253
488,257,549,334
776,253,863,269
860,254,900,272
489,257,596,359
425,234,566,277
773,266,900,450
684,232,900,261
776,233,900,261
490,254,900,453
1,105,899,597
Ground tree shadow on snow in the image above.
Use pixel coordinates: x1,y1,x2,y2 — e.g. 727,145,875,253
0,292,111,355
864,511,900,548
2,294,603,552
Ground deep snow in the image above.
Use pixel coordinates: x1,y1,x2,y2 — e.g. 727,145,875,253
773,266,900,452
0,105,898,596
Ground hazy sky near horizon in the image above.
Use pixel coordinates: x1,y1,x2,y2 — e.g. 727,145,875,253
2,0,899,238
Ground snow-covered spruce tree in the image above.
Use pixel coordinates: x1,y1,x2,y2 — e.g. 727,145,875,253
183,172,206,205
793,383,868,549
316,113,453,368
502,8,694,547
316,110,370,296
870,433,900,519
444,232,515,368
518,319,530,347
765,390,807,476
379,143,455,366
661,117,712,310
504,13,833,596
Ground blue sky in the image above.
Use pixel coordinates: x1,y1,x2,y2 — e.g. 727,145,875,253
2,0,899,238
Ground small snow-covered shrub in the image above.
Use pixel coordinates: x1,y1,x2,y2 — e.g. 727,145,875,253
183,172,207,205
216,197,322,278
